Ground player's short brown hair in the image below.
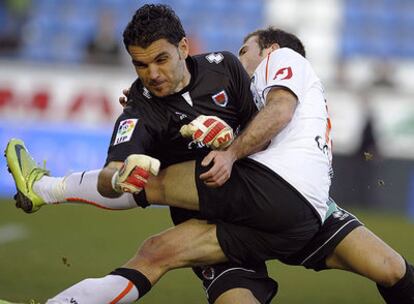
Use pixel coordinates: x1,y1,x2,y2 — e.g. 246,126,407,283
244,27,306,57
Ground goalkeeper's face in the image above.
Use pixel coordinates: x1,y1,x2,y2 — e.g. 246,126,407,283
128,38,191,97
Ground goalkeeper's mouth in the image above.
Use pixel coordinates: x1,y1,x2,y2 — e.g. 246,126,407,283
149,81,168,95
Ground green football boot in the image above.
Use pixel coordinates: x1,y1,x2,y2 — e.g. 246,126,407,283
4,138,49,213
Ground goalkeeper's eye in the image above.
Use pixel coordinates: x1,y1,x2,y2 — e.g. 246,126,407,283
156,56,168,65
132,60,147,69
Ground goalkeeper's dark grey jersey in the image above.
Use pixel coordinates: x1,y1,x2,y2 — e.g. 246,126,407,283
105,51,258,169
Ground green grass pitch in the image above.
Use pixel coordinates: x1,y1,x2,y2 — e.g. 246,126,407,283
0,199,413,303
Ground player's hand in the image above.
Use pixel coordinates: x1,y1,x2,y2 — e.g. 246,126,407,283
180,115,234,150
112,154,161,194
119,87,130,108
199,150,237,187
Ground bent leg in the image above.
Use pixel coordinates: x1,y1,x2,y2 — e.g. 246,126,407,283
124,218,226,284
326,226,414,303
126,219,279,303
325,226,405,286
47,219,226,303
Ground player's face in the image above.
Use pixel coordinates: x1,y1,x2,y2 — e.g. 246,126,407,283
128,38,190,97
238,36,266,78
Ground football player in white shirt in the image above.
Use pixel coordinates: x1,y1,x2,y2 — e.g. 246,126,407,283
5,27,414,303
202,27,414,304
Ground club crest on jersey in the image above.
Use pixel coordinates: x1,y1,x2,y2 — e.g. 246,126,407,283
273,66,293,80
206,52,224,64
114,119,138,145
212,90,228,107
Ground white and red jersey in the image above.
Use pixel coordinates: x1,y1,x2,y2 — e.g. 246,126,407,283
249,48,333,222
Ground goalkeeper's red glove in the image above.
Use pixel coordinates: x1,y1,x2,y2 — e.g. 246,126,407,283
112,154,160,194
180,115,234,150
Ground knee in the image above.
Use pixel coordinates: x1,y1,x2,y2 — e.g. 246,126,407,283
379,254,406,287
135,234,179,270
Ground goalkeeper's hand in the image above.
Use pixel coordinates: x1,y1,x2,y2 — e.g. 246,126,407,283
180,115,234,150
112,154,161,194
119,87,130,108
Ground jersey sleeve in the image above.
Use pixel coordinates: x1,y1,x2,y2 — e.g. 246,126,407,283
262,48,308,103
104,110,155,166
224,51,259,129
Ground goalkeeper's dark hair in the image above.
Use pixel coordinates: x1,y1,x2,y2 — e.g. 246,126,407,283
123,4,186,49
244,27,306,58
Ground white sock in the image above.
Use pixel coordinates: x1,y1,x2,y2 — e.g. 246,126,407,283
33,170,138,210
46,275,139,304
33,175,65,204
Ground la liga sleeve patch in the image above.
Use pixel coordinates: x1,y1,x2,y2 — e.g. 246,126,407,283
114,119,138,145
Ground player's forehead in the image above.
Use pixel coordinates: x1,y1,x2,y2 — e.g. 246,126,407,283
128,39,177,63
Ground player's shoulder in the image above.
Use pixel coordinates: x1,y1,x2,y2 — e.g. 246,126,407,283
125,79,154,109
117,79,148,115
128,78,150,102
192,51,240,71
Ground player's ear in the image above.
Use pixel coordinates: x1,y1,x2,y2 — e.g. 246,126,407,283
263,43,280,57
178,37,189,60
270,43,280,52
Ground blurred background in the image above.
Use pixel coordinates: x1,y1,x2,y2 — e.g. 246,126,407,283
0,0,413,303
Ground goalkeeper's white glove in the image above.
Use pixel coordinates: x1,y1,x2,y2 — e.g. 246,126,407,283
180,115,234,150
112,154,161,194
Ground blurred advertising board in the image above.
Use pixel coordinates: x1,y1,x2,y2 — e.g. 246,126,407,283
0,62,134,196
0,122,112,196
0,61,133,125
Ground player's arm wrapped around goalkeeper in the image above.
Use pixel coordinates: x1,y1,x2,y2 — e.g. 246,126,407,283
180,115,234,150
112,154,161,194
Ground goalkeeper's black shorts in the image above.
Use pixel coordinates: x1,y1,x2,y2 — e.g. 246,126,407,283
195,157,363,269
